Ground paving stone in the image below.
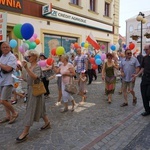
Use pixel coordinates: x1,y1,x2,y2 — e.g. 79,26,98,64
0,76,149,150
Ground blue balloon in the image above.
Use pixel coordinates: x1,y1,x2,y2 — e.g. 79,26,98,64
95,58,102,65
110,45,116,51
21,23,34,40
95,54,101,60
81,42,85,47
9,39,17,48
123,44,126,49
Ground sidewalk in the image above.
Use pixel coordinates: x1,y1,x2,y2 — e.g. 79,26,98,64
0,75,149,150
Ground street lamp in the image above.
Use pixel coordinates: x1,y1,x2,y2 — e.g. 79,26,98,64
136,12,146,54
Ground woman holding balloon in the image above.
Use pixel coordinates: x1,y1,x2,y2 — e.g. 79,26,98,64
102,53,119,103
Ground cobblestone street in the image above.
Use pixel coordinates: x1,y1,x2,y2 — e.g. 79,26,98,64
0,75,149,150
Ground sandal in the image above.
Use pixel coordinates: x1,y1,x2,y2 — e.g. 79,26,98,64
8,112,19,124
0,117,10,123
133,97,137,105
120,103,128,107
40,122,51,130
118,91,122,95
16,133,29,143
60,108,68,113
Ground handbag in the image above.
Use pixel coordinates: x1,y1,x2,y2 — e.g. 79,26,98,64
32,78,46,96
43,70,54,80
65,76,77,94
114,68,121,77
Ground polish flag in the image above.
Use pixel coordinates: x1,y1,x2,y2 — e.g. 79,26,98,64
86,33,100,50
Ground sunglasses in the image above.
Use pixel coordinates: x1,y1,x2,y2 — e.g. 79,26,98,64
144,49,148,51
107,57,112,59
27,55,32,58
126,52,132,55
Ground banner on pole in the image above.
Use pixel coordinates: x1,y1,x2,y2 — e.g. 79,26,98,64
0,12,7,42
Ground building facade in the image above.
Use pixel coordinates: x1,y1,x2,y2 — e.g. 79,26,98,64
0,0,120,57
126,11,150,55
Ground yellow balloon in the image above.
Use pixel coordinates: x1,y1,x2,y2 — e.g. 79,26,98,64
84,43,89,48
56,46,65,55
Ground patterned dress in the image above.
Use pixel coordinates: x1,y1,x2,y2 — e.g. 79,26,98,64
23,65,47,126
105,62,116,95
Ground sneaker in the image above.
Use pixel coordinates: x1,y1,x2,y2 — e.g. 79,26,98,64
11,100,17,105
55,102,61,106
23,97,27,103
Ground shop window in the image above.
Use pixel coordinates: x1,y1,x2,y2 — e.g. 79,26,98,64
44,34,77,58
90,0,96,12
97,41,108,53
70,0,79,5
104,2,110,17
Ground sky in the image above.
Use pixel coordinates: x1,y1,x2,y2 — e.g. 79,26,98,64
119,0,150,36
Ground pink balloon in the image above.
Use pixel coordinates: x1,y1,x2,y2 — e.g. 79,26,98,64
38,60,46,67
101,45,105,50
101,53,106,61
33,33,37,39
18,46,25,53
29,36,35,42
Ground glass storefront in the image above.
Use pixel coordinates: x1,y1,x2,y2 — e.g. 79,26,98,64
44,34,77,58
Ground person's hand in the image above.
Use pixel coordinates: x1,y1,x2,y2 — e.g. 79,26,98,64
22,60,28,69
121,72,125,77
131,74,137,80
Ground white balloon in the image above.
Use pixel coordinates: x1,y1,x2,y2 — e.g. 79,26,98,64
22,43,29,51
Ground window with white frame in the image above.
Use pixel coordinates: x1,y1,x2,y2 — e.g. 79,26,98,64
90,0,96,12
104,2,110,17
70,0,79,5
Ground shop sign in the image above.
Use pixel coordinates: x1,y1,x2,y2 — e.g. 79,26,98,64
43,8,113,32
0,12,7,42
42,3,52,16
0,0,23,13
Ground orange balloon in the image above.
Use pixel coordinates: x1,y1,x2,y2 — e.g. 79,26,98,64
35,38,40,45
74,43,79,49
14,82,19,88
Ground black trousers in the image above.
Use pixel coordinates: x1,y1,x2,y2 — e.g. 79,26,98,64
42,77,50,95
140,76,150,113
87,69,93,84
91,69,97,80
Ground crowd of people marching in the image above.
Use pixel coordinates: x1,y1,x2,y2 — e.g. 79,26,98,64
0,41,150,143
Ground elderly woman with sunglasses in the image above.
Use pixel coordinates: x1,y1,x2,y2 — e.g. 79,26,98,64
102,53,119,103
16,50,50,143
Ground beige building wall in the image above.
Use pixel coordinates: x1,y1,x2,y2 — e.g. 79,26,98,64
1,0,120,56
37,0,120,44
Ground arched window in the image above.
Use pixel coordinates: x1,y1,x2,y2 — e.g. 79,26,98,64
129,25,134,33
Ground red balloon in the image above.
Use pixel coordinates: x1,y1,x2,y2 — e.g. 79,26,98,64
92,64,98,70
46,58,54,65
74,43,79,49
51,48,56,56
129,43,135,50
90,58,95,64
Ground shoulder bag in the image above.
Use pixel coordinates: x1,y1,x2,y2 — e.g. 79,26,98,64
65,76,77,94
32,78,46,96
